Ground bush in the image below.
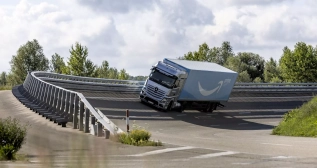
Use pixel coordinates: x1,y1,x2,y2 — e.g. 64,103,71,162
272,96,317,137
0,117,27,160
117,123,162,146
0,85,12,90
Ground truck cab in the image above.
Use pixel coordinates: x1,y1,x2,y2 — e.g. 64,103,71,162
139,61,186,111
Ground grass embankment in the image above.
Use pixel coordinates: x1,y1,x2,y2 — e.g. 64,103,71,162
116,123,162,146
0,85,12,90
272,96,317,137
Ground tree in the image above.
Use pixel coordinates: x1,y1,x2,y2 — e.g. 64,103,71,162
224,56,248,73
10,39,49,84
210,41,234,65
67,42,96,77
96,60,109,78
180,43,210,61
107,67,118,79
279,42,317,82
180,41,234,65
0,72,6,86
253,77,262,83
264,57,281,83
118,69,129,80
270,76,282,83
5,73,16,86
238,70,252,82
235,52,265,81
84,59,97,77
50,53,66,74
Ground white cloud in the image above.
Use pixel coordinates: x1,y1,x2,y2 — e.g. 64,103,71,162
0,0,316,76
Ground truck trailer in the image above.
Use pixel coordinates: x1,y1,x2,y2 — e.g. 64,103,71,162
139,58,238,112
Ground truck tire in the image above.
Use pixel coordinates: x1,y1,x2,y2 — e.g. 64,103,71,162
163,101,173,112
205,103,215,113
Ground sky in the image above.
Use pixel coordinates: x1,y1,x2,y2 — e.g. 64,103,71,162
0,0,316,76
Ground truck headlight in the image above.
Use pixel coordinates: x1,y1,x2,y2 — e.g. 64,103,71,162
161,98,167,103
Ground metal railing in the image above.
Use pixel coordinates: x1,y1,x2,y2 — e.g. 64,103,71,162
35,72,317,93
22,71,123,137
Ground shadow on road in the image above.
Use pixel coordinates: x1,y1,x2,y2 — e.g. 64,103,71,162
88,98,309,131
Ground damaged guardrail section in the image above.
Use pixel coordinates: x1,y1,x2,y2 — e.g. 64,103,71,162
20,71,123,138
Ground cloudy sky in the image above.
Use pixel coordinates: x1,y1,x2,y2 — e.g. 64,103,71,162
0,0,316,76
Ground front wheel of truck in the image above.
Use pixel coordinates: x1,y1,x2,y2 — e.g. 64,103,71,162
163,101,173,112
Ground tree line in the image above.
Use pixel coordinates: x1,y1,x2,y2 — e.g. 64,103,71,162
1,39,317,88
0,39,147,88
179,41,317,83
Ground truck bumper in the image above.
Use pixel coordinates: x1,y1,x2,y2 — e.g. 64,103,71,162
139,94,168,110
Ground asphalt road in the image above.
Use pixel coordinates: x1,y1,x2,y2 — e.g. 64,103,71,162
82,91,317,167
2,89,317,168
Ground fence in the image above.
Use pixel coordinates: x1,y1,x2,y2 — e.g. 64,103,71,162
19,71,123,138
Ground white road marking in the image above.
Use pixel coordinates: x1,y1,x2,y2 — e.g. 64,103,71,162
271,156,294,159
225,116,233,118
192,151,238,159
261,143,292,147
238,123,248,125
207,113,218,116
230,96,313,99
239,112,251,114
232,163,251,165
151,115,160,117
129,146,195,157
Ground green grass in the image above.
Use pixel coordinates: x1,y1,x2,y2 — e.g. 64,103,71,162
0,85,12,90
116,123,162,146
272,96,317,137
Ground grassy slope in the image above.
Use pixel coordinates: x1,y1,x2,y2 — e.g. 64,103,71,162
272,96,317,137
0,85,12,90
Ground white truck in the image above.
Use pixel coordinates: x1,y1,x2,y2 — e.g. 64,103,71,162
139,58,238,112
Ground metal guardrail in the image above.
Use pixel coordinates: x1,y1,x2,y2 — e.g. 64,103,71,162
23,71,123,137
35,71,317,87
36,72,317,93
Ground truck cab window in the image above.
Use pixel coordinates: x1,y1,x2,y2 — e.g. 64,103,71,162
149,69,177,89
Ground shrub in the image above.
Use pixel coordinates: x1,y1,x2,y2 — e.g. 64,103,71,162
0,85,12,90
117,123,162,146
0,117,27,160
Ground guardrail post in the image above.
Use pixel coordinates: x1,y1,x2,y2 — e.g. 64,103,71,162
65,91,70,117
90,116,95,125
42,83,48,105
69,93,75,122
36,80,42,100
97,122,103,137
50,86,56,110
46,85,52,107
126,109,130,133
104,129,110,139
73,95,79,129
79,101,84,131
84,108,90,133
60,90,66,115
55,88,62,114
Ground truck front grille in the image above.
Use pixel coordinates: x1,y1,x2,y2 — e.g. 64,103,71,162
146,84,165,100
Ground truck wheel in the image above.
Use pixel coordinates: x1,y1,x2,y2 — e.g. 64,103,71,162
206,103,214,113
163,101,173,112
177,105,184,113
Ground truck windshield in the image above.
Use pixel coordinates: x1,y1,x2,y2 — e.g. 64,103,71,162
149,69,177,88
